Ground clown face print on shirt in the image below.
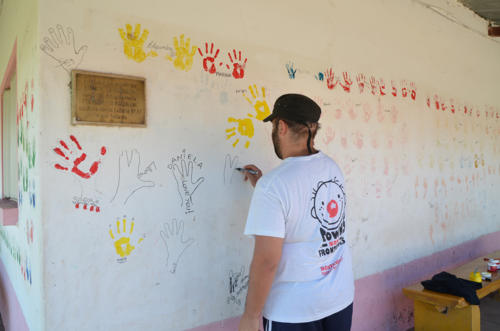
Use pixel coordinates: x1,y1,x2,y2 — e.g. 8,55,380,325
311,179,346,257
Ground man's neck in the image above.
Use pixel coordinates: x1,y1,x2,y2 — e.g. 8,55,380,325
282,147,318,158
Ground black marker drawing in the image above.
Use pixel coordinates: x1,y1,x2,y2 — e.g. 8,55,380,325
311,178,347,257
160,219,195,274
168,150,204,214
227,266,250,305
40,25,88,73
223,154,239,185
111,150,156,205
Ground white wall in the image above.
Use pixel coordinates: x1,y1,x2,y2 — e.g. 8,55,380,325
0,0,44,330
38,0,500,330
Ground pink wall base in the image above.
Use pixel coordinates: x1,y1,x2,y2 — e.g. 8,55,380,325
0,259,29,331
187,230,500,331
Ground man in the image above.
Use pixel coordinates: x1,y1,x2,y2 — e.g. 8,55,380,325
239,94,354,331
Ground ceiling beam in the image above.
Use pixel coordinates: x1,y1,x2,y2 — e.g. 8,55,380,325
488,25,500,36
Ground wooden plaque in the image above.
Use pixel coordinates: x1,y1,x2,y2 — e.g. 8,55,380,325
71,70,146,127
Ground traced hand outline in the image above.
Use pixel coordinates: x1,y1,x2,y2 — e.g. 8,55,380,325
171,159,205,207
242,85,271,120
224,154,240,184
198,42,220,74
111,149,156,205
166,34,197,71
160,219,195,273
227,49,247,79
40,25,88,73
53,135,106,179
118,23,158,63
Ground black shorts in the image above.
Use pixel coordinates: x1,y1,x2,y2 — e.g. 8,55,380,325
263,303,353,331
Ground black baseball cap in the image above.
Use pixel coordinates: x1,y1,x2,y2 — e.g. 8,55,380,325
263,93,321,123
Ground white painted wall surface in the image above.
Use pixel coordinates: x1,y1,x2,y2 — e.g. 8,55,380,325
0,0,44,330
37,0,500,330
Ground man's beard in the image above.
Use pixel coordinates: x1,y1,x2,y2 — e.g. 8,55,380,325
272,126,283,160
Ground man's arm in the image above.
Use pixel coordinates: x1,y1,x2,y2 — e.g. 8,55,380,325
239,235,284,331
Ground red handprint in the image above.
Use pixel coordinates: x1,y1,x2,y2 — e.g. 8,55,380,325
356,74,366,93
410,82,416,100
362,103,373,123
339,72,353,92
369,77,378,95
378,78,386,96
426,96,431,108
434,95,440,110
440,102,447,112
226,49,247,79
391,80,397,97
198,42,220,74
325,69,338,90
53,135,106,179
450,100,455,114
401,80,408,98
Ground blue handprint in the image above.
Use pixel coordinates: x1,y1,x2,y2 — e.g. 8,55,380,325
286,61,297,79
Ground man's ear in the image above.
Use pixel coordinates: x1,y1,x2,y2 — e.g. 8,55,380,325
278,119,288,135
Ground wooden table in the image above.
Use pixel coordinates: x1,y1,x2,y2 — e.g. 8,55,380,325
403,250,500,331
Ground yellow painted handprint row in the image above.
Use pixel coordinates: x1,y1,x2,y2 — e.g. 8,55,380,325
226,85,271,149
118,24,197,71
165,34,197,72
118,24,158,63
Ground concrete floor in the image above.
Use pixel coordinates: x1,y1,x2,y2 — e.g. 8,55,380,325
0,297,497,331
481,292,500,331
406,292,500,331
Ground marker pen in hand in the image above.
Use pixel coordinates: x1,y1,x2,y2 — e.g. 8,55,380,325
235,167,258,175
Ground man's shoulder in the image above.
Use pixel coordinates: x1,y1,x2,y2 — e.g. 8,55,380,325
260,153,339,187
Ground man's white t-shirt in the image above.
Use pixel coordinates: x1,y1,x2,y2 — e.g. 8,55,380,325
244,151,354,323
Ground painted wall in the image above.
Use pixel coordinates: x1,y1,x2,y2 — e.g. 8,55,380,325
0,0,44,330
34,0,500,330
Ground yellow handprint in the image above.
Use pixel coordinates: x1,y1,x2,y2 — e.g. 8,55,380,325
243,85,271,121
166,34,197,71
226,117,254,148
118,24,157,63
109,218,144,259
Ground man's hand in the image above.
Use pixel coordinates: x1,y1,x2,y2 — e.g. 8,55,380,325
238,314,260,331
242,164,262,188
